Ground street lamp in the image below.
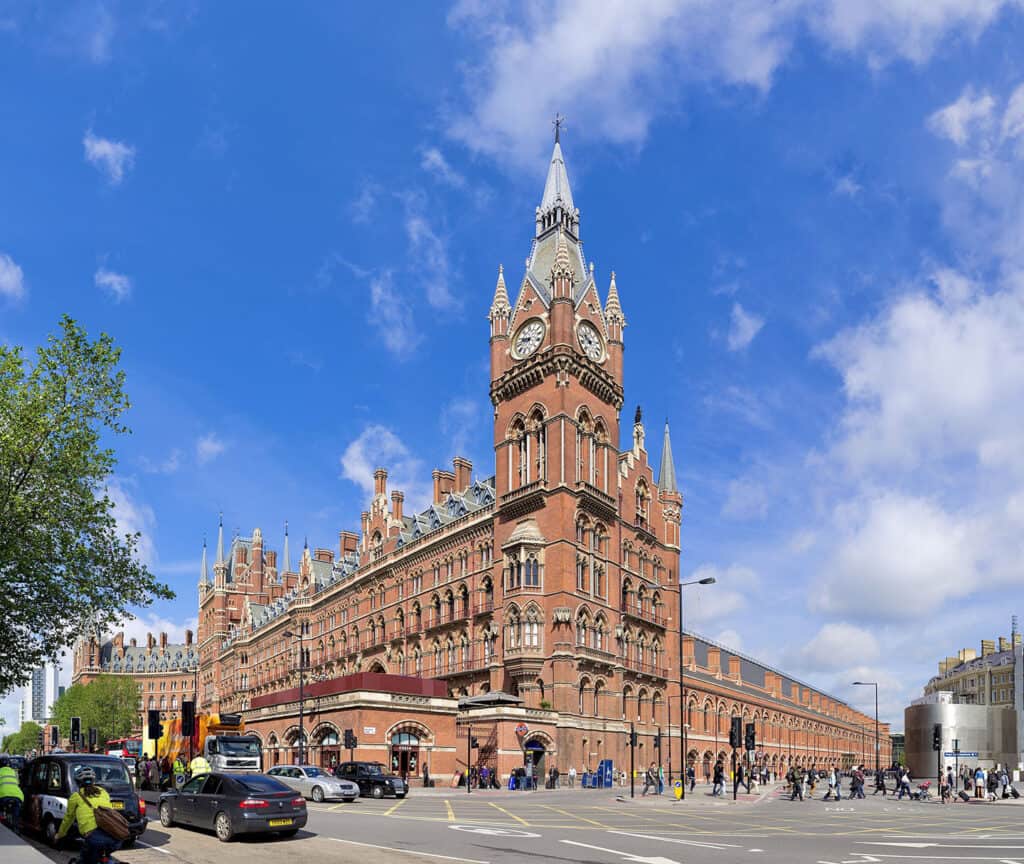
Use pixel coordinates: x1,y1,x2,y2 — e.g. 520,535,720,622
677,575,716,800
852,681,879,774
284,628,307,765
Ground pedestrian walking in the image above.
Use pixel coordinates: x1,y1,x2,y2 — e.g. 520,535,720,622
974,766,985,799
712,760,725,797
873,768,887,796
789,766,804,801
824,766,840,800
641,762,657,796
686,762,696,793
568,765,576,788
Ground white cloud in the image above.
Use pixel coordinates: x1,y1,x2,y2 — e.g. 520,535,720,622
1002,82,1024,143
340,424,431,511
110,613,200,648
788,622,881,674
721,478,768,520
833,174,862,197
196,433,226,465
684,564,758,627
140,449,182,475
703,385,772,429
94,267,132,302
713,629,743,651
928,86,995,146
0,252,25,301
369,271,422,357
83,130,135,185
788,529,816,553
448,0,1016,165
441,397,482,461
727,302,764,350
350,181,380,224
106,479,156,568
404,202,457,310
421,147,465,188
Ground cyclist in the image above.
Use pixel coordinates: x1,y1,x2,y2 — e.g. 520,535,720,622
0,756,24,833
55,766,121,864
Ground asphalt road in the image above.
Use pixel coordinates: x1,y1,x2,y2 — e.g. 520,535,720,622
20,785,1024,864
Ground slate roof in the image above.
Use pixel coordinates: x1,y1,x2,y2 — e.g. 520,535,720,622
98,640,198,673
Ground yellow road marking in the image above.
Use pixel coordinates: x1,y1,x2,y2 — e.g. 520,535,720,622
386,797,407,816
329,801,348,811
540,804,607,827
445,799,455,822
488,801,529,825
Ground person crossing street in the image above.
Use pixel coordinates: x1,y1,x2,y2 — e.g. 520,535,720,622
0,757,24,833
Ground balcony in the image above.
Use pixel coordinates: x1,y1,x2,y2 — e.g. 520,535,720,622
576,480,617,521
499,480,545,519
424,656,484,677
472,599,495,616
621,602,667,628
575,643,617,667
623,656,668,679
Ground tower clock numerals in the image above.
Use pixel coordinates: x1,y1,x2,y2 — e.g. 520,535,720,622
577,321,604,361
513,320,545,358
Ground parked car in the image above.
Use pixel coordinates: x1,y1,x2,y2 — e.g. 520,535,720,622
333,761,407,799
21,754,148,847
158,772,307,841
267,765,358,803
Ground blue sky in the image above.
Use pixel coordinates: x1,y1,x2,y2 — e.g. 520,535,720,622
4,1,1024,731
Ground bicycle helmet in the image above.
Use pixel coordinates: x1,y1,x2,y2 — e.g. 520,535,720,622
74,766,97,785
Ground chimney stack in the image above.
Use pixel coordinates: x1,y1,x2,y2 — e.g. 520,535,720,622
129,638,137,648
707,646,721,675
159,631,168,649
453,457,472,492
185,629,193,646
391,491,404,522
339,531,359,556
374,467,388,497
147,633,155,651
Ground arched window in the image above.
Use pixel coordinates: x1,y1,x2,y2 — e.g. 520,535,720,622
593,681,603,716
529,408,547,482
575,611,590,646
525,556,540,588
578,679,590,714
593,615,606,652
576,556,587,592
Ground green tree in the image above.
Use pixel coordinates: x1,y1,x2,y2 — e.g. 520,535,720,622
2,721,43,755
0,317,173,694
53,675,139,746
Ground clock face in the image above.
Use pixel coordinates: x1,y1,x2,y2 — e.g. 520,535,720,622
513,320,545,358
577,321,604,361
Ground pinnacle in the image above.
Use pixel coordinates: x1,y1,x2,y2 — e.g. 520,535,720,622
605,270,625,322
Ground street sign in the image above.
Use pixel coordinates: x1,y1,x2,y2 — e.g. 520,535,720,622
514,722,529,737
944,751,978,758
673,780,682,800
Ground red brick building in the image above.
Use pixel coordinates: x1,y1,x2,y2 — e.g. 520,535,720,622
77,136,890,783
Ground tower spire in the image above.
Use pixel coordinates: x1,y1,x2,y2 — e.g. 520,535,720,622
536,130,578,238
283,520,291,573
659,420,678,494
199,537,209,586
490,264,509,316
215,512,224,566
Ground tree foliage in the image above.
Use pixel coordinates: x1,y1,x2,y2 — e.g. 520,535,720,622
52,675,140,745
2,721,43,755
0,316,173,693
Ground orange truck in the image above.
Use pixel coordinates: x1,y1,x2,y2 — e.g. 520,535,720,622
143,712,262,772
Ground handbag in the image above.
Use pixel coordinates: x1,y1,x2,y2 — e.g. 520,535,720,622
82,794,132,841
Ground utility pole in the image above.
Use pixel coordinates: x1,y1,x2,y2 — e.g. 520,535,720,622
630,722,636,799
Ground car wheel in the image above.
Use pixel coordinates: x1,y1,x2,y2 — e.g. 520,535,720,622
311,786,324,803
159,802,174,828
278,829,299,838
371,785,384,799
215,811,235,842
43,817,58,847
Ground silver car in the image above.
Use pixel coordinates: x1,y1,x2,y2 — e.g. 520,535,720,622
267,765,358,803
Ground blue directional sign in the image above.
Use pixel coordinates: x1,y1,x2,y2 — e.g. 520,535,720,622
944,751,978,758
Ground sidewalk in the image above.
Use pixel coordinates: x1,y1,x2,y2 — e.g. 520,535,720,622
0,825,53,864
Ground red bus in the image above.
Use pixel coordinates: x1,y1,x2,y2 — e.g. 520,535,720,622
105,737,143,759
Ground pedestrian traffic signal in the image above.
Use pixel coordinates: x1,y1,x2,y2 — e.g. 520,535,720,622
37,729,44,749
181,700,195,736
629,730,638,747
70,716,81,744
744,722,756,752
148,708,164,740
932,723,942,752
50,725,59,747
88,728,97,749
729,716,742,749
653,733,661,748
470,736,479,749
343,728,357,750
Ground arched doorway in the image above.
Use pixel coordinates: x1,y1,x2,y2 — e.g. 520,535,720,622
317,729,341,769
390,732,420,781
524,739,546,787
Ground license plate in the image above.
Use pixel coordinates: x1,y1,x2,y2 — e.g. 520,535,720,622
111,802,124,810
268,818,292,827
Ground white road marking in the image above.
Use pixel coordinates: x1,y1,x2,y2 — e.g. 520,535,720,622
861,844,1024,851
134,841,171,855
607,830,739,850
326,836,489,864
450,825,539,838
561,838,679,864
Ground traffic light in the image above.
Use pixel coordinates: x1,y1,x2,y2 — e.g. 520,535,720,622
653,733,661,748
744,722,756,752
629,730,639,747
181,700,195,737
88,728,97,750
70,716,81,745
148,709,164,740
932,723,942,752
470,736,479,749
343,728,357,750
50,726,59,747
729,716,742,749
37,729,44,750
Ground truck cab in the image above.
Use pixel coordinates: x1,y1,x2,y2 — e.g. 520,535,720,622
204,735,262,773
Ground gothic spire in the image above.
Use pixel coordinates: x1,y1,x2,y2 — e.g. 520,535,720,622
489,264,509,315
215,512,224,566
540,138,575,214
605,270,623,318
199,538,209,586
659,420,678,494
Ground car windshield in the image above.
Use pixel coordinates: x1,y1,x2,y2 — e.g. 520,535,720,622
237,775,289,794
304,767,325,777
363,763,384,776
217,738,260,755
73,760,132,789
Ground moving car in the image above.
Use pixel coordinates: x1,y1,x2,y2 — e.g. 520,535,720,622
333,761,407,799
267,765,358,803
158,772,307,841
21,754,148,848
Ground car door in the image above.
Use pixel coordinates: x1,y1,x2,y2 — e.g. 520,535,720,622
176,775,207,825
295,768,315,798
195,776,224,829
339,763,362,794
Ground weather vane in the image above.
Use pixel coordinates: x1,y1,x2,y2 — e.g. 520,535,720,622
553,113,565,143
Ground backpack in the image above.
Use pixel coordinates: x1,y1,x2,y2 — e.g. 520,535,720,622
82,794,132,841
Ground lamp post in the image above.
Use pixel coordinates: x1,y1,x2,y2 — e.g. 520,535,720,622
852,681,879,774
284,628,306,765
677,575,716,800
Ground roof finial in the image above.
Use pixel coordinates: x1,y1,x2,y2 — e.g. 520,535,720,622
553,112,565,144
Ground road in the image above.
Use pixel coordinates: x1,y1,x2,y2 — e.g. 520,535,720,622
20,785,1024,864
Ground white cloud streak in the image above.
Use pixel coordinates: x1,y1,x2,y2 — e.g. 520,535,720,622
83,130,135,185
94,267,132,302
196,433,226,464
0,252,25,301
727,302,764,350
